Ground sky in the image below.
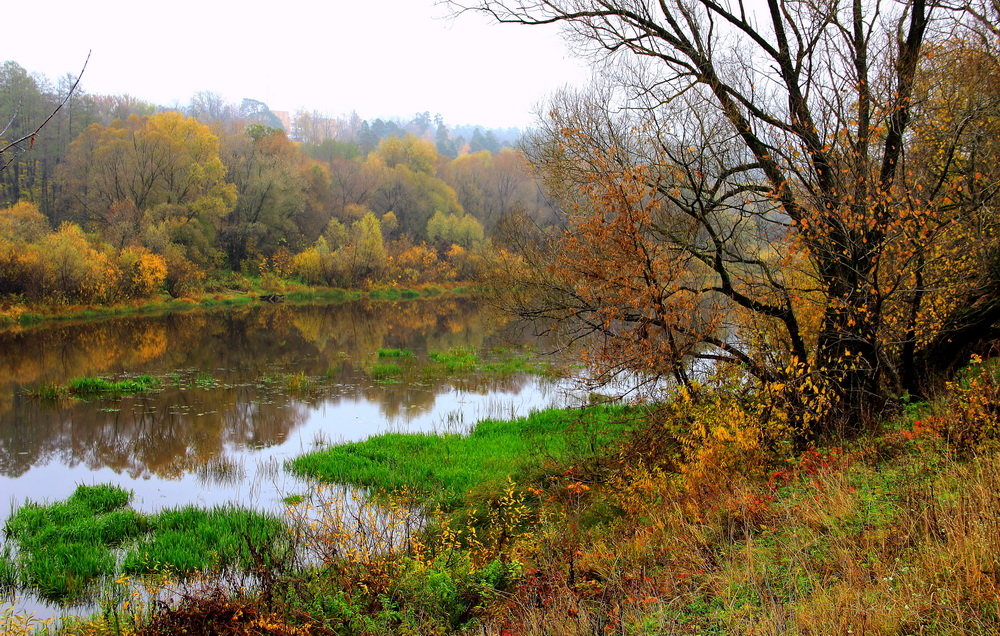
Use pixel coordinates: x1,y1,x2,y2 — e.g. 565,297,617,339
4,0,592,129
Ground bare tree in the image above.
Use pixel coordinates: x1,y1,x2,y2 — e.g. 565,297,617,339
452,0,1000,434
0,53,89,173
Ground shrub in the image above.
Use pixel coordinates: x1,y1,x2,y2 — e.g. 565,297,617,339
117,246,167,299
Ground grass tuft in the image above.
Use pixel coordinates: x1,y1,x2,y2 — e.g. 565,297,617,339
3,485,283,602
377,348,414,359
289,405,638,509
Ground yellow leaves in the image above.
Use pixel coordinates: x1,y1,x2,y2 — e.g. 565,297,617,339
373,134,439,176
117,246,167,299
61,111,235,230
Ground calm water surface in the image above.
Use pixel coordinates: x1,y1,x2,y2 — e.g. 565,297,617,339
0,297,575,525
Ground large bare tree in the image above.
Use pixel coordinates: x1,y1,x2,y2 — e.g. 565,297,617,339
453,0,1000,434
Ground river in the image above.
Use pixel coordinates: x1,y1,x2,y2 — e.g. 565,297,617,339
0,297,577,618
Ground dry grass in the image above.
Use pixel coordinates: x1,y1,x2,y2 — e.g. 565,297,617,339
485,426,1000,635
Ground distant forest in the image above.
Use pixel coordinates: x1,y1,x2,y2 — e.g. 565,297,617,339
0,60,554,304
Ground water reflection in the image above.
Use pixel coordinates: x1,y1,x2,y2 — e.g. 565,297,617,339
0,299,573,518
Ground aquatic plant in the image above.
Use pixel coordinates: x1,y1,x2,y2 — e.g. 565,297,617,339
289,405,639,509
377,348,414,359
369,362,403,381
3,485,284,603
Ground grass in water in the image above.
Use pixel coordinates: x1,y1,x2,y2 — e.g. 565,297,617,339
3,484,283,602
289,405,638,509
427,348,479,373
68,375,158,397
123,506,284,575
4,485,145,600
369,362,403,381
29,375,159,400
377,348,414,359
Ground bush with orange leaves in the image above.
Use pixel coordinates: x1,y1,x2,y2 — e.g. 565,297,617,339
116,246,168,300
925,354,1000,451
389,242,456,284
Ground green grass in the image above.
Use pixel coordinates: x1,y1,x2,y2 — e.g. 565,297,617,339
29,375,160,400
4,485,143,601
427,348,479,373
289,405,639,509
370,362,403,381
377,348,415,359
68,483,134,513
3,484,284,602
123,506,285,575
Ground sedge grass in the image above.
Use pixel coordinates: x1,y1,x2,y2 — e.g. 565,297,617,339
427,348,479,373
124,505,284,575
289,405,638,509
3,485,284,602
369,362,403,381
29,375,159,400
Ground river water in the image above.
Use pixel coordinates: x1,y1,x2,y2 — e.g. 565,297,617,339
0,298,578,618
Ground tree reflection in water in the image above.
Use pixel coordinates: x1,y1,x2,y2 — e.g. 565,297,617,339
0,298,572,517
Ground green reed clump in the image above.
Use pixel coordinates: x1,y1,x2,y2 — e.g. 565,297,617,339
123,506,285,575
0,548,18,590
27,375,160,400
4,485,142,601
3,485,284,602
377,348,414,359
370,362,403,381
289,405,639,509
68,483,133,513
427,348,479,373
66,374,158,398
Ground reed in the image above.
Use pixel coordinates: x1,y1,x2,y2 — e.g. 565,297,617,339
289,405,638,509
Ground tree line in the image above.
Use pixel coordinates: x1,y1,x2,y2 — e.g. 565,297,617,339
0,62,554,302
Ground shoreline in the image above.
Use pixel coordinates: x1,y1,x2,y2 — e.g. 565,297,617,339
0,281,481,331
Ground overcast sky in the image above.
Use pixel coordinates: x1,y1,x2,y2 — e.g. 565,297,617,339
4,0,592,129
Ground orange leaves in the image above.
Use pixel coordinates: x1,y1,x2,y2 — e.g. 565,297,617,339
117,246,168,299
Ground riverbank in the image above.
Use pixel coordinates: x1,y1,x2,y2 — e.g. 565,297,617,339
0,278,480,330
143,361,1000,633
5,361,1000,634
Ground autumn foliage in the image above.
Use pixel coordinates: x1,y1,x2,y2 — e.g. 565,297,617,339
0,101,546,307
478,0,1000,437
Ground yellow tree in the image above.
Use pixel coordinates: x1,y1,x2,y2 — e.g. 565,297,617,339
58,111,235,261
